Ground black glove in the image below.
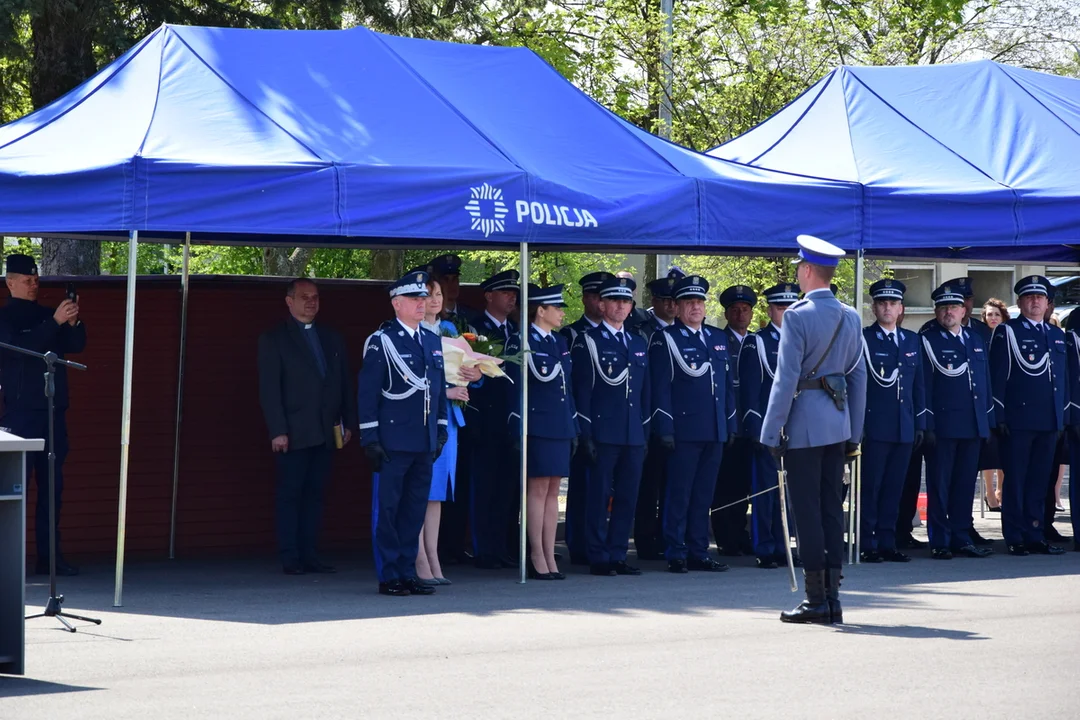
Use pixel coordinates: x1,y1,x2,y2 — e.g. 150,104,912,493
583,437,598,464
913,430,924,450
364,442,390,472
660,435,676,452
570,436,579,458
726,433,737,448
767,436,787,461
995,422,1010,439
844,441,860,457
435,427,448,461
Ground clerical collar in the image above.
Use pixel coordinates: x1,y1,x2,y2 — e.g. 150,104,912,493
602,320,624,335
531,323,551,339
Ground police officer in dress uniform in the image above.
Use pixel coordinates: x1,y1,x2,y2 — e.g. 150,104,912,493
571,276,651,576
740,282,801,569
711,284,758,556
920,283,994,559
506,285,579,579
359,270,448,596
634,268,683,560
1062,310,1080,552
990,275,1069,556
761,236,866,625
649,274,735,573
468,269,521,569
859,279,927,563
560,271,615,564
0,254,86,576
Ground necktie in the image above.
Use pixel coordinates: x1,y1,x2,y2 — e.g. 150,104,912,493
615,331,625,348
886,332,895,347
696,330,708,349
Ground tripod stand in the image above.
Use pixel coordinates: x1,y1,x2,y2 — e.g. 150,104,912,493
0,339,101,632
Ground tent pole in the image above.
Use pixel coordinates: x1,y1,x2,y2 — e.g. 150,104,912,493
853,249,865,565
168,234,191,559
518,242,530,584
114,230,139,607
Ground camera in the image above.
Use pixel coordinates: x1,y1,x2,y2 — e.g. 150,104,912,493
66,282,77,302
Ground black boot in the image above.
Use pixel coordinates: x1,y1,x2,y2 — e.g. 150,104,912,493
825,568,842,624
780,570,831,624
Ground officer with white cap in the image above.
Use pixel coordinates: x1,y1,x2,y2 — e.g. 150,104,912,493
571,276,651,576
740,282,800,570
919,283,994,560
649,274,735,573
358,270,448,596
760,235,866,625
859,279,927,563
989,275,1069,556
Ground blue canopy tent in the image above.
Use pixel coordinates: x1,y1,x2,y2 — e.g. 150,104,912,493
710,60,1080,262
0,24,864,606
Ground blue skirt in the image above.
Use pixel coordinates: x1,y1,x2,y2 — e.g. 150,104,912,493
527,436,571,478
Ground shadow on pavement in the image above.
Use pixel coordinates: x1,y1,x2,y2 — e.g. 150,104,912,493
0,677,100,697
832,623,987,640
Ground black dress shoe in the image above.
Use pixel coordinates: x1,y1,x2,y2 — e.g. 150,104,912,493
860,550,883,563
303,563,337,574
688,557,729,572
953,544,993,558
780,570,831,625
1007,544,1030,556
613,561,642,576
717,545,743,557
879,549,911,563
1045,526,1071,543
550,571,566,580
668,559,689,574
898,534,928,549
378,580,409,596
930,548,953,560
403,578,437,594
283,565,306,575
590,563,616,576
756,556,778,569
1026,540,1066,555
969,529,994,547
530,571,556,580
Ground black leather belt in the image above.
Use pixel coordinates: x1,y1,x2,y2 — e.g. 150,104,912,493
796,378,825,391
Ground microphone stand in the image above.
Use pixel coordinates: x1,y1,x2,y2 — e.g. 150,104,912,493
0,338,101,632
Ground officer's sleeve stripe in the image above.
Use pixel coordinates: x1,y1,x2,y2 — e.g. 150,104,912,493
359,421,379,429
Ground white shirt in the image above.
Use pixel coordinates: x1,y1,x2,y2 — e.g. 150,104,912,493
769,322,782,334
948,327,965,345
530,323,552,339
602,321,627,345
396,318,420,342
484,310,508,332
878,325,900,346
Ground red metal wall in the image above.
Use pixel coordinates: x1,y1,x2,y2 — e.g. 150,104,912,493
19,275,482,561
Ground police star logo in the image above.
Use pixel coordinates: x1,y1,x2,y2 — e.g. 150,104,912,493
885,280,892,287
465,182,509,237
620,279,628,287
415,273,423,282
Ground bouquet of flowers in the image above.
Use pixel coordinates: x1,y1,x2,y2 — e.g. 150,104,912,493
441,333,511,386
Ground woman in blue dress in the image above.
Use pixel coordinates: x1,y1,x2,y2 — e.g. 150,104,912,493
506,284,578,580
416,278,481,585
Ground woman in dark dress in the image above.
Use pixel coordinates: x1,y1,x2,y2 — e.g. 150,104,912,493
506,285,578,580
978,298,1008,510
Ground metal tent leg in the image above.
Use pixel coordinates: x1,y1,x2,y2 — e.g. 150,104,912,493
113,231,138,607
518,242,530,584
168,234,191,559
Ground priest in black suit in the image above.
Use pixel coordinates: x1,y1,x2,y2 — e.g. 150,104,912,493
258,278,357,575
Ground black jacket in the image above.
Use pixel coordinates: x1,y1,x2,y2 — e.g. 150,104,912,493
257,318,357,451
0,297,87,412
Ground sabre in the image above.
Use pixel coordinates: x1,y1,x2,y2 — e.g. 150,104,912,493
777,449,798,593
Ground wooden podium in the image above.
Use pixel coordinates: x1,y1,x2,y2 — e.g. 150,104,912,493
0,430,45,676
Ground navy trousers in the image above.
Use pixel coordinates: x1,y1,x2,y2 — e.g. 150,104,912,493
470,434,517,562
896,445,924,540
784,443,846,571
565,448,591,561
1001,429,1057,545
373,450,432,583
275,443,333,567
635,435,669,558
663,441,723,561
1071,440,1080,540
925,437,980,549
711,438,752,551
860,440,914,552
2,409,69,560
750,446,783,558
586,443,645,564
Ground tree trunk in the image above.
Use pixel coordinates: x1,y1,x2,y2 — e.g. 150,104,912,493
370,249,403,280
642,254,658,308
262,247,316,277
31,1,105,275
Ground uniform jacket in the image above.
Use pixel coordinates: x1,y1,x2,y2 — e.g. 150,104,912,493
357,320,448,453
467,312,518,437
1065,326,1080,427
0,298,86,412
738,323,781,443
760,289,866,449
721,325,750,435
920,320,994,439
571,323,650,446
637,311,670,344
989,316,1067,432
505,326,578,440
257,318,357,451
862,323,927,444
559,314,599,347
649,320,737,443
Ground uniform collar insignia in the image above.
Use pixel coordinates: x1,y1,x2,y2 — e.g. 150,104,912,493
601,331,610,339
681,328,689,337
876,331,883,340
1022,321,1030,329
771,331,779,340
940,330,948,340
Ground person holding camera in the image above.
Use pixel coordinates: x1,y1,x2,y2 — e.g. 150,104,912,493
0,254,86,576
